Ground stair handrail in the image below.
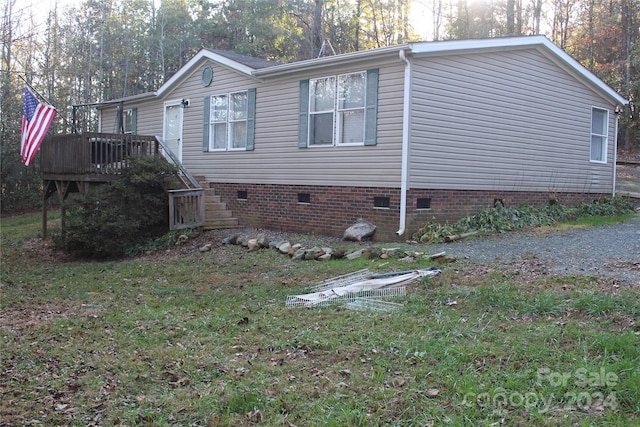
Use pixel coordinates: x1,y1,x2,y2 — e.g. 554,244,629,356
155,136,202,190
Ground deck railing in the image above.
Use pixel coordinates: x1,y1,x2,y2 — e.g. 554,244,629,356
40,132,205,230
168,189,206,231
41,133,160,176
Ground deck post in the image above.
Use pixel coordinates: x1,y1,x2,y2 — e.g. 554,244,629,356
55,181,69,236
42,190,48,240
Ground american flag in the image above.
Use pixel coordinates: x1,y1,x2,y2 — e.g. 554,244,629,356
21,86,56,167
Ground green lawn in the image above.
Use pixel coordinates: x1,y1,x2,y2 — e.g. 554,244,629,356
1,213,639,426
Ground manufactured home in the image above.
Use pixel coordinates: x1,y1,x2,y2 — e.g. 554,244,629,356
94,36,627,241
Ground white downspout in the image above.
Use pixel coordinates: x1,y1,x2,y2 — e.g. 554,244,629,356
397,49,411,236
612,109,619,196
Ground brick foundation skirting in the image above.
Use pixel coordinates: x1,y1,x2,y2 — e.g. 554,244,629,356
212,183,609,241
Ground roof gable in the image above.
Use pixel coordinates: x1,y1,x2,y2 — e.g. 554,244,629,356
157,49,279,97
408,36,627,106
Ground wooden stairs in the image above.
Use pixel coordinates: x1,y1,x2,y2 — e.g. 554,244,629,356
194,176,239,230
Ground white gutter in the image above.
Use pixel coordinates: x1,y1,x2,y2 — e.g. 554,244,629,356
397,49,411,236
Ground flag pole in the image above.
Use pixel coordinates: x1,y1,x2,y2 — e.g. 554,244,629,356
18,74,55,107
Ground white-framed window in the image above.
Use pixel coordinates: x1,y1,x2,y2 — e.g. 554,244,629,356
590,107,608,163
308,72,366,146
309,76,336,145
208,90,250,151
123,109,135,134
229,91,248,149
337,72,366,145
117,107,136,134
299,69,378,148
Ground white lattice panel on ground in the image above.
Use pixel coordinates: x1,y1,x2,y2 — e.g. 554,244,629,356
309,269,371,292
285,268,440,309
285,287,406,308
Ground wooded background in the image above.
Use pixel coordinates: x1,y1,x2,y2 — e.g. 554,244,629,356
1,0,638,212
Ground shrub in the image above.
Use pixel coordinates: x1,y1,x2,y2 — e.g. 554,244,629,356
412,196,636,243
53,157,178,259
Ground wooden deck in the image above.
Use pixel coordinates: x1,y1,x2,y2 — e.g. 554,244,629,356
41,133,161,182
616,161,640,199
40,133,207,235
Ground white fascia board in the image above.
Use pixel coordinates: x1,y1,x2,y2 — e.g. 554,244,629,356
535,38,628,106
410,36,628,106
409,36,550,54
157,49,255,97
253,44,408,77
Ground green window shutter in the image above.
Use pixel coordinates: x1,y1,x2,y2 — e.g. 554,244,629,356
364,68,379,146
298,79,310,148
202,96,210,152
246,88,256,151
116,107,122,134
131,108,137,135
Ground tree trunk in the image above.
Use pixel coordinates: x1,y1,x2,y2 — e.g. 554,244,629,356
507,0,515,35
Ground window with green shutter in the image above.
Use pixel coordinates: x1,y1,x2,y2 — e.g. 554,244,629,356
202,89,256,152
115,106,137,134
298,68,378,148
123,108,137,135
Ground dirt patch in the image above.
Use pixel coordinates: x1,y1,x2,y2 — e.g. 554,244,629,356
22,239,77,263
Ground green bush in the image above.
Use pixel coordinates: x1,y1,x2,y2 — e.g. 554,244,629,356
53,157,178,259
412,196,637,243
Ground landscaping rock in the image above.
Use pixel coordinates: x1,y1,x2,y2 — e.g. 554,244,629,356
278,242,291,254
291,248,306,260
363,248,382,259
343,219,376,242
222,234,240,245
332,248,346,259
256,233,268,248
346,249,365,260
247,238,259,251
304,246,325,260
289,244,302,257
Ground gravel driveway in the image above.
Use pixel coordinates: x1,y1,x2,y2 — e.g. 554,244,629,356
214,214,640,285
428,215,640,285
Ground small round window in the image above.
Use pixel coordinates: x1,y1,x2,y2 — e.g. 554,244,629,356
201,66,213,87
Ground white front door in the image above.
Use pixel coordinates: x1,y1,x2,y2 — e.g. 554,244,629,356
163,101,183,163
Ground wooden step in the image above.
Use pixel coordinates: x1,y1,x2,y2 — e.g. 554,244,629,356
205,208,234,218
205,201,228,210
204,217,239,229
198,178,240,227
203,192,221,204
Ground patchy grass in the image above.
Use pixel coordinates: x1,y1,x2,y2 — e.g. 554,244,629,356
1,214,639,426
538,213,637,232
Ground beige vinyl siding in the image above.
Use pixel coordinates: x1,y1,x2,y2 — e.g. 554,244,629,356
409,48,615,194
99,97,162,136
181,60,405,188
